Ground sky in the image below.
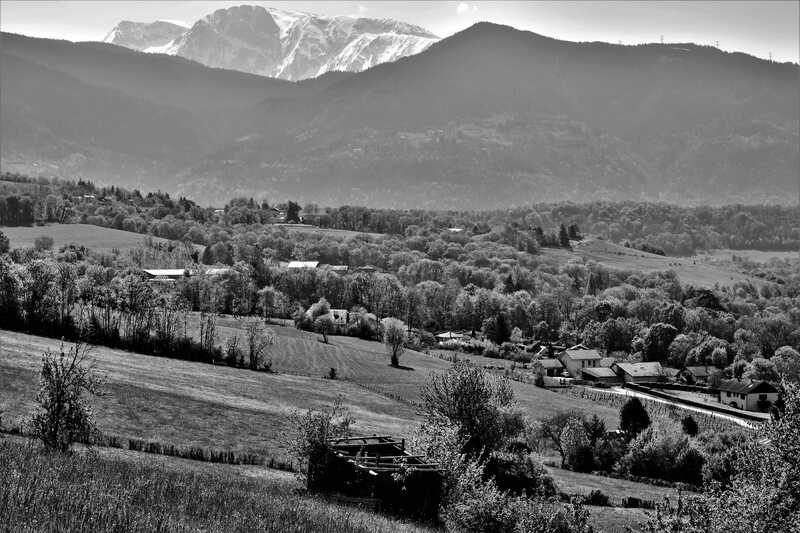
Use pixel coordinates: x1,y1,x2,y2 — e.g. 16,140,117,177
1,1,798,63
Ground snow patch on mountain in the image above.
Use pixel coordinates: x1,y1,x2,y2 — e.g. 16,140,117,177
104,5,439,80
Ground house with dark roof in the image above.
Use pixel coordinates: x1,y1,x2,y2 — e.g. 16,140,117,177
535,358,565,377
581,367,622,384
558,348,602,378
679,366,713,384
611,362,664,383
718,380,779,412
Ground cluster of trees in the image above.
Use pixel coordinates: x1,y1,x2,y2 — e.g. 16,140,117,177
534,398,744,488
4,173,798,256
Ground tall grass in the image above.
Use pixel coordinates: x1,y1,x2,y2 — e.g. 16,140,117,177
0,439,431,533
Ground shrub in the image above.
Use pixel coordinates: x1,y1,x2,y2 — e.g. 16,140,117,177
484,452,558,497
585,489,609,506
483,344,500,358
28,342,100,452
681,415,698,437
285,398,353,492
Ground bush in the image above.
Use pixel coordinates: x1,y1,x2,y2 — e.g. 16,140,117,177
484,452,558,497
567,444,596,473
483,344,500,358
28,342,100,452
585,489,609,506
681,415,698,437
619,397,650,438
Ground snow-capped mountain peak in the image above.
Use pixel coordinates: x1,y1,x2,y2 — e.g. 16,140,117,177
103,5,439,80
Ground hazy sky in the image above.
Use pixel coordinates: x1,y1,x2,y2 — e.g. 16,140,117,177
2,1,798,63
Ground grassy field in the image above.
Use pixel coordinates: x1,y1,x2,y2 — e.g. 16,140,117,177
542,237,767,288
0,223,180,251
701,248,800,264
545,466,682,505
0,329,419,463
0,437,432,533
185,316,623,428
272,223,384,239
0,328,680,532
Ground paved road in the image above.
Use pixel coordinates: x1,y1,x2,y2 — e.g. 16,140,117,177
605,386,756,429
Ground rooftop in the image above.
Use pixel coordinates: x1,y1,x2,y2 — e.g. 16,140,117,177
613,362,664,377
719,379,779,395
582,367,619,379
562,349,602,361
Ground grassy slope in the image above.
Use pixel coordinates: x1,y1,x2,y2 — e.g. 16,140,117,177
0,329,419,461
0,223,180,251
187,316,623,428
0,436,432,533
542,237,765,288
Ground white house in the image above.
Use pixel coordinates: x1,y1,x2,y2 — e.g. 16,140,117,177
718,380,780,412
558,348,602,378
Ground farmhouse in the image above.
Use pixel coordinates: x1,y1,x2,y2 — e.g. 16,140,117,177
287,261,319,269
718,380,779,412
612,362,664,383
599,357,617,368
558,347,602,378
581,367,621,384
679,366,713,384
536,358,565,377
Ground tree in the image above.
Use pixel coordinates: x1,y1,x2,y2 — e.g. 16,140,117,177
582,414,607,447
29,342,100,452
286,201,301,223
0,230,9,254
643,323,678,362
421,361,521,460
243,318,276,370
773,346,800,383
744,358,779,382
681,415,698,437
619,397,650,439
33,235,54,251
558,224,571,248
536,410,584,467
314,313,334,343
381,317,407,367
483,314,511,345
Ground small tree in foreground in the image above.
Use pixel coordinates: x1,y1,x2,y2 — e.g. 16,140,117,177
286,397,353,491
382,317,407,367
29,341,101,452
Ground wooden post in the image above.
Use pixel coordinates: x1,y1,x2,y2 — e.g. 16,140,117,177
401,438,405,452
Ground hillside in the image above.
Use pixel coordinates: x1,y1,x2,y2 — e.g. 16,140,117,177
0,223,184,252
2,24,797,208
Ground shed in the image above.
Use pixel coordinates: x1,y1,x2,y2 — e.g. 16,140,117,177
536,358,565,377
680,366,713,384
435,331,465,342
316,435,442,520
142,268,190,280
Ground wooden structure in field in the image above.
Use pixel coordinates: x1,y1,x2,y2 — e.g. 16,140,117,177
311,435,442,520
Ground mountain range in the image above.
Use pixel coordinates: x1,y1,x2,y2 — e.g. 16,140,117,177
1,22,798,209
103,5,438,80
